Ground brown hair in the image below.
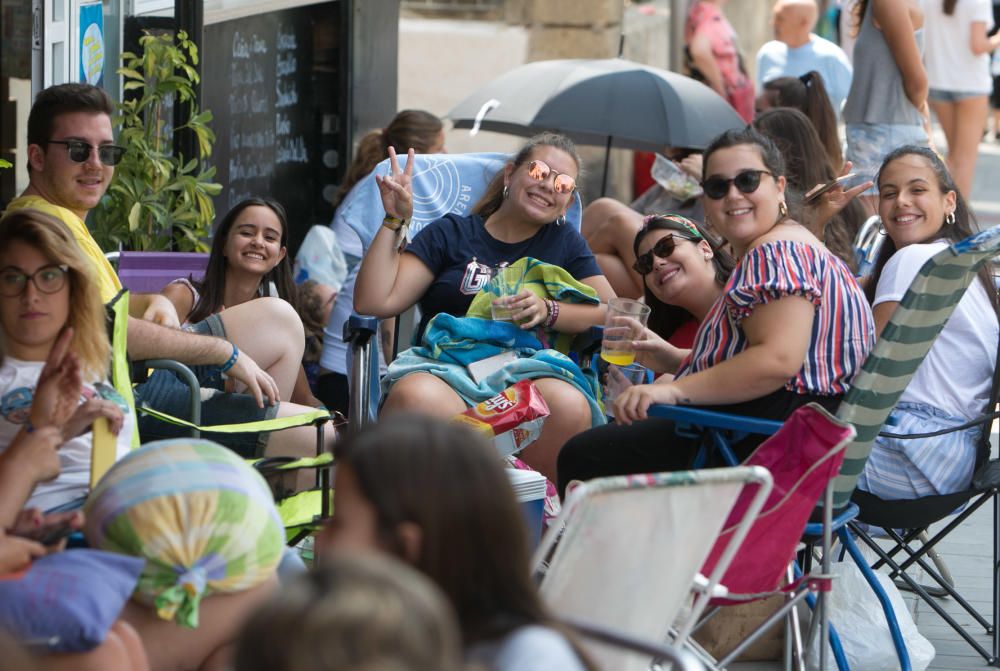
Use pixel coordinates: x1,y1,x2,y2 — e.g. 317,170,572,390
332,414,595,668
0,210,110,379
334,110,443,208
472,132,582,220
234,553,463,671
27,83,114,174
760,72,843,169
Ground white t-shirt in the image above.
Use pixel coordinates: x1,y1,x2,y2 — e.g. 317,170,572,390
0,358,134,511
924,0,995,93
874,241,998,420
465,625,586,671
756,34,854,114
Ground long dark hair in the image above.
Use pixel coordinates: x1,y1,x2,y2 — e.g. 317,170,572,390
334,110,442,209
472,132,582,220
943,0,957,15
332,415,596,668
753,108,864,271
760,72,842,169
635,215,734,339
868,145,1000,316
188,198,297,324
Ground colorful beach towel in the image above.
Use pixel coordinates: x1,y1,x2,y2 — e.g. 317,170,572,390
384,259,605,424
83,439,284,628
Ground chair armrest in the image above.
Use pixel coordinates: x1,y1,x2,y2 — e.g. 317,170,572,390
343,314,379,344
646,404,783,436
143,359,202,438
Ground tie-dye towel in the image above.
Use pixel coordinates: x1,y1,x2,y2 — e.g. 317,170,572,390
384,259,605,424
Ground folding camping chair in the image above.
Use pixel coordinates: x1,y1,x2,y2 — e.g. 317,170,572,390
532,464,773,671
98,289,336,546
341,152,586,431
647,224,1000,669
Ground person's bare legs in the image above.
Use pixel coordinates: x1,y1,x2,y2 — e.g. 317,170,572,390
122,574,277,671
381,373,467,419
581,198,644,299
516,377,594,483
383,373,592,483
219,297,305,401
944,95,989,198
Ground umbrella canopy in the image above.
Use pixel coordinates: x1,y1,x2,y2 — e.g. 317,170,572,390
448,58,746,152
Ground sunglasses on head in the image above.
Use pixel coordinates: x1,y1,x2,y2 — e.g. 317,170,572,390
526,160,576,194
632,234,697,275
47,140,126,167
701,169,773,200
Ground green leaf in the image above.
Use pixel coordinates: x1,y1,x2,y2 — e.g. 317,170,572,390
127,203,141,232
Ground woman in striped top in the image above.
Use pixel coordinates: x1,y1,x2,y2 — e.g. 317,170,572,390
557,127,875,497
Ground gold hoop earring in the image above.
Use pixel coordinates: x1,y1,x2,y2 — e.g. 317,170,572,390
778,201,788,219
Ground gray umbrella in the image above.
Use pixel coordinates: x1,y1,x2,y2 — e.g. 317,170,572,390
447,58,745,194
448,57,745,152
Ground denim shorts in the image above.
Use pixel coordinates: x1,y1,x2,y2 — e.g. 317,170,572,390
845,123,929,196
133,313,278,458
929,88,989,103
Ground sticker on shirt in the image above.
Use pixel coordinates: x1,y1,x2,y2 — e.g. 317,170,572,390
1,387,33,425
460,259,493,295
93,381,129,414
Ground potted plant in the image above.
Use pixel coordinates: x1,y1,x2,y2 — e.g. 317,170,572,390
90,30,221,252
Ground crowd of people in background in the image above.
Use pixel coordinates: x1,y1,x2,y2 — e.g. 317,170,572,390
1,0,1000,668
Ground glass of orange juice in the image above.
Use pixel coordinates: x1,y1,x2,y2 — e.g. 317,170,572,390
601,297,650,366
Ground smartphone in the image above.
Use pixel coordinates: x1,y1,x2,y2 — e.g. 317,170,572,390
803,173,860,204
11,520,77,546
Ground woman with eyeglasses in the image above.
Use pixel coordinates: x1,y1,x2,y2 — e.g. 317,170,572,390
354,133,615,482
0,209,130,512
557,127,874,497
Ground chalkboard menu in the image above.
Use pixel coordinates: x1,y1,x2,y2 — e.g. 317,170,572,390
202,1,349,255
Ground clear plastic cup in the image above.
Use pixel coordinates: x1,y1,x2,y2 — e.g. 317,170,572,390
490,265,525,321
601,297,651,366
604,362,648,418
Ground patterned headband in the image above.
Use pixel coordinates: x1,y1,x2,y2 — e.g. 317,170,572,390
642,214,703,240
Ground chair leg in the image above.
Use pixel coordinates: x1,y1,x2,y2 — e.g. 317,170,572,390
785,564,805,671
893,531,954,598
838,528,912,671
852,520,997,663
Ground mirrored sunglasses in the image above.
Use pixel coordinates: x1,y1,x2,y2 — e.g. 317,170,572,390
701,169,773,200
526,160,576,194
47,140,126,167
632,234,696,275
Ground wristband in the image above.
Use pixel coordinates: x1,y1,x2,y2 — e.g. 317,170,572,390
220,344,239,373
544,299,560,328
382,216,407,232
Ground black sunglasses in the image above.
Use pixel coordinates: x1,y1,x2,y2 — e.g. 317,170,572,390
701,169,773,200
632,234,696,275
47,140,126,167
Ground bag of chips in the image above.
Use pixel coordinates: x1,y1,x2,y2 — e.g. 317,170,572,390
452,380,550,457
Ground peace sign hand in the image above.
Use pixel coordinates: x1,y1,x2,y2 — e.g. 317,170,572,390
375,147,415,221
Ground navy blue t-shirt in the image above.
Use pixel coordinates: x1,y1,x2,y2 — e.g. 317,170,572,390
405,213,602,340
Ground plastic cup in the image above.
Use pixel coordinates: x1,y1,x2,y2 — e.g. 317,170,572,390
601,297,651,366
490,265,524,321
604,363,648,418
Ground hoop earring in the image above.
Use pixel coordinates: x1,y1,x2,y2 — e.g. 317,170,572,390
503,185,509,199
945,211,956,226
555,215,566,227
778,200,788,219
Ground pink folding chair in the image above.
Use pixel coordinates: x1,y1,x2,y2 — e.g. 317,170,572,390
678,403,856,670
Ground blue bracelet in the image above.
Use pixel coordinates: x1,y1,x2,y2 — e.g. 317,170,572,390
220,344,239,373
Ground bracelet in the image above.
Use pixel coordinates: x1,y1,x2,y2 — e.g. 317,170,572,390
220,344,239,373
544,299,560,328
382,215,407,232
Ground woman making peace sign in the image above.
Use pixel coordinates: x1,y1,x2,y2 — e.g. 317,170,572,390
354,133,614,480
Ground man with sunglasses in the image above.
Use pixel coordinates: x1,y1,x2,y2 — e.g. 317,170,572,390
3,83,281,413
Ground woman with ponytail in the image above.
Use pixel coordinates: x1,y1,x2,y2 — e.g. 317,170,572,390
756,71,844,170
